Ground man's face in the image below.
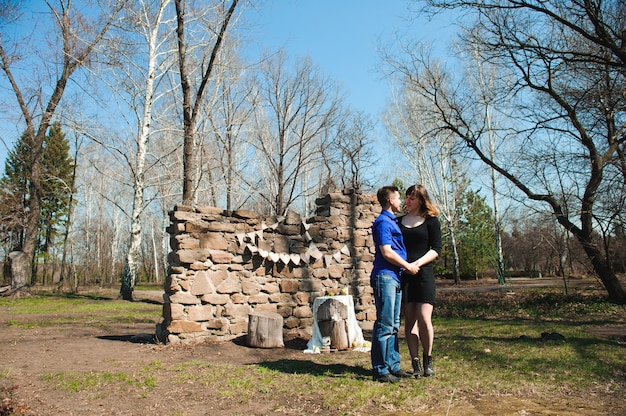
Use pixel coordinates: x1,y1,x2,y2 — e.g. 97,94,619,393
389,191,402,213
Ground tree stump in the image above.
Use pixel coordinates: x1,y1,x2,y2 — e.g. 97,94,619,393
247,311,284,348
316,298,349,350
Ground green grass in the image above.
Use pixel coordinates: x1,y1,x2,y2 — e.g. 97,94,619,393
0,292,160,327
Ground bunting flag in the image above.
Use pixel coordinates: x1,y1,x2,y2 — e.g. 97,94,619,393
237,216,351,266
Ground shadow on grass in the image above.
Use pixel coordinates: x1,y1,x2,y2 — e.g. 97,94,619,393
257,359,371,379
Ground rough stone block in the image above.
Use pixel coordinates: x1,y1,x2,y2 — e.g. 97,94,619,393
176,248,212,264
230,293,247,304
167,320,203,333
242,280,261,295
293,305,313,318
199,233,228,250
254,303,278,314
190,271,213,296
279,279,299,293
169,291,199,305
201,293,229,305
216,277,241,294
224,303,251,318
268,292,292,303
248,293,269,304
232,209,258,219
210,250,233,264
187,305,213,321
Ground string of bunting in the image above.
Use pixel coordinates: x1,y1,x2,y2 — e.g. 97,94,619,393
235,217,350,267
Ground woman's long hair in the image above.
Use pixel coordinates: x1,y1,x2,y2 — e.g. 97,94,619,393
406,184,440,218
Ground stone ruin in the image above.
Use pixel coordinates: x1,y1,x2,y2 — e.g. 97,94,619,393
156,189,380,345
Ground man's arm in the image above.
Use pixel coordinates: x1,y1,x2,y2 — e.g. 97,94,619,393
380,245,419,275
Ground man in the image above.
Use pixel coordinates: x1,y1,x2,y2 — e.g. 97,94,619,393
370,186,418,383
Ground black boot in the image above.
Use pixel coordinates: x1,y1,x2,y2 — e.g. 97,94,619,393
412,357,422,378
423,354,434,377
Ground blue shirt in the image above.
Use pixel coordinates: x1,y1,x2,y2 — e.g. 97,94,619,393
371,210,407,282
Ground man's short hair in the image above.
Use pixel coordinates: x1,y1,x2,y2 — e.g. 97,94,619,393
377,186,399,208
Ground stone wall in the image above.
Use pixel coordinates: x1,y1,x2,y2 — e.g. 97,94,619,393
157,189,380,345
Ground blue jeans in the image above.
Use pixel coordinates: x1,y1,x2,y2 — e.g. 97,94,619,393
370,272,402,376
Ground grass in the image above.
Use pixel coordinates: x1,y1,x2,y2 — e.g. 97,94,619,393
1,285,624,415
0,291,159,327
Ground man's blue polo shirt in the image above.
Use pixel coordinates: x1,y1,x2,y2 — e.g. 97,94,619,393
371,210,407,282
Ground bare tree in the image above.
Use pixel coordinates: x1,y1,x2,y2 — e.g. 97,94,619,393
333,110,377,192
174,0,240,206
383,44,468,284
407,0,626,302
107,0,174,300
198,50,255,211
0,0,125,296
250,52,344,216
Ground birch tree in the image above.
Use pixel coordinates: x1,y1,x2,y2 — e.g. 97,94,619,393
110,0,174,301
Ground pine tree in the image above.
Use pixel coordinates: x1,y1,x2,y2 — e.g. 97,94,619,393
0,122,74,265
0,133,30,253
39,122,74,253
456,190,496,279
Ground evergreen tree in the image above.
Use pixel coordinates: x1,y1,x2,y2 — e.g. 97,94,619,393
456,189,496,279
39,122,74,253
0,134,30,253
0,122,74,262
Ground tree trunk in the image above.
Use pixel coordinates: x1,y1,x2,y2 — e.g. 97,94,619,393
8,251,29,297
247,312,284,348
579,242,625,304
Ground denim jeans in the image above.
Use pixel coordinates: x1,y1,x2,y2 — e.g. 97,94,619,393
370,272,402,376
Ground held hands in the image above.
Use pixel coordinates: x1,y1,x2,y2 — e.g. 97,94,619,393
404,261,420,275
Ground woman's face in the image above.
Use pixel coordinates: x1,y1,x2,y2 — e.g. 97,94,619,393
405,193,422,213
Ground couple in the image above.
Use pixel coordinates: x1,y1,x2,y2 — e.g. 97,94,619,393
370,185,442,383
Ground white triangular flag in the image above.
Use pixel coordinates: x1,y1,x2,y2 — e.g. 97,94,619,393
324,255,333,267
340,245,350,256
236,234,245,245
333,251,342,262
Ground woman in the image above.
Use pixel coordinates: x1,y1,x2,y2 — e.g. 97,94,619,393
399,184,442,377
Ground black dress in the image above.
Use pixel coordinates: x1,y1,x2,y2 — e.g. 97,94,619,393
399,216,442,305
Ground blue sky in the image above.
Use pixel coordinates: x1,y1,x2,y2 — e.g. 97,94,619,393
0,1,458,167
245,0,456,119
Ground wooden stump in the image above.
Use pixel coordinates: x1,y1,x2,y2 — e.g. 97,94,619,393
247,311,284,348
316,298,349,350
